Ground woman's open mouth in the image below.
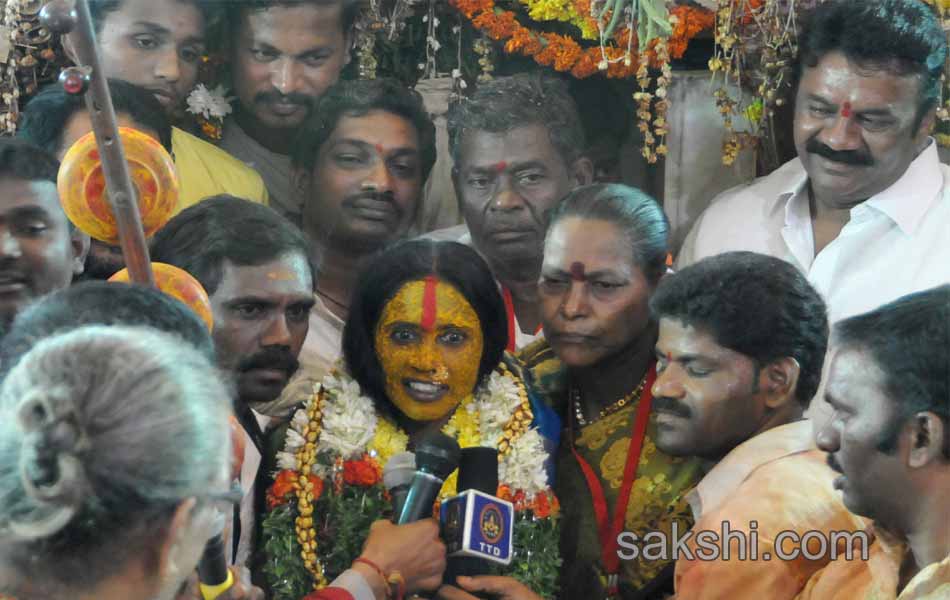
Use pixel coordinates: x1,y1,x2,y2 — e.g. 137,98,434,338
402,378,449,402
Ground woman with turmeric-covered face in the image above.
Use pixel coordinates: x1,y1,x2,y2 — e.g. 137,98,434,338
263,240,561,599
345,240,507,442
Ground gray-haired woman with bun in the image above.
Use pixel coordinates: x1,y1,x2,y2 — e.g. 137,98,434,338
0,326,235,600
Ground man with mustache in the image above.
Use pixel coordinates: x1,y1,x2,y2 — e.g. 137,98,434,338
649,252,866,599
220,0,358,222
271,78,435,407
150,195,315,573
443,73,594,351
798,285,950,599
677,0,950,328
0,140,88,335
80,0,269,209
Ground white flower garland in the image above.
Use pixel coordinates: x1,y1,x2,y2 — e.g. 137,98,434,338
277,367,550,497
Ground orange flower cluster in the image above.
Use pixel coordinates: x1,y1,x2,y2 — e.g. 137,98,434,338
343,455,383,487
267,469,325,511
497,485,561,518
451,0,714,80
199,119,222,141
668,6,716,58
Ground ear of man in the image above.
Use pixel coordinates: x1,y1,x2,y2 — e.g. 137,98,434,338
570,156,594,187
908,412,947,469
759,356,801,411
71,229,91,276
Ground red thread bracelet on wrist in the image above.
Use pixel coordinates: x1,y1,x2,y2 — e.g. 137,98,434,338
353,557,393,600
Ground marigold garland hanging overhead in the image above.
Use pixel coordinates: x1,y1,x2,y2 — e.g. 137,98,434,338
451,1,714,80
451,0,714,162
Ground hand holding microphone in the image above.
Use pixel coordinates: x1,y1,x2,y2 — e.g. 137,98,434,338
349,432,458,598
356,519,447,596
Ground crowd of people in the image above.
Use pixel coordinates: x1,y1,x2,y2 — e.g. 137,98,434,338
0,0,947,598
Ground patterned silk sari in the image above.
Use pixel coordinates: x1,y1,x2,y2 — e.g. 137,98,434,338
520,340,703,599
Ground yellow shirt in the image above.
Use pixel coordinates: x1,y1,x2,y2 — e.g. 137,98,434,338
796,526,950,600
170,127,268,211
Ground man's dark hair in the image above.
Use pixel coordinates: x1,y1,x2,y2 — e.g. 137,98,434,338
650,251,829,406
343,240,507,418
18,79,173,156
88,0,222,37
549,183,669,285
834,284,950,458
795,0,947,125
150,195,314,295
228,0,360,39
0,138,59,185
291,78,437,183
0,281,215,382
447,73,586,168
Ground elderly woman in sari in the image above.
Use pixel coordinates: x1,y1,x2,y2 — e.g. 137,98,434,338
526,184,703,599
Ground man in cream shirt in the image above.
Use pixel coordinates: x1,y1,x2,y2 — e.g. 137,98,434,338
678,0,950,326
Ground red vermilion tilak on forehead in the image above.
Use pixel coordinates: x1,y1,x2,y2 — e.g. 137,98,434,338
375,143,385,155
421,275,439,331
493,161,507,173
569,262,587,281
840,102,852,118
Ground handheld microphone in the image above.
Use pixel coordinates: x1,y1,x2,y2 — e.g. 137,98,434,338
198,515,233,600
197,415,246,599
441,447,514,568
383,451,416,521
397,432,460,524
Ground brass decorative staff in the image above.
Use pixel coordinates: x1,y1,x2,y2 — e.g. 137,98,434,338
39,0,155,286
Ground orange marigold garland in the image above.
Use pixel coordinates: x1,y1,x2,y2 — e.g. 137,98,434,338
451,0,712,79
668,5,716,58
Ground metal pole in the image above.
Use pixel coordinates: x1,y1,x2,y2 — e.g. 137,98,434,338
41,0,155,286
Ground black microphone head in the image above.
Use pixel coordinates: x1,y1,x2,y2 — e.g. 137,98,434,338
383,451,416,490
458,447,498,494
415,432,461,480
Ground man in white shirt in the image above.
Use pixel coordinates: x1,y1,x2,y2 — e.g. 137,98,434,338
678,0,950,327
441,74,593,351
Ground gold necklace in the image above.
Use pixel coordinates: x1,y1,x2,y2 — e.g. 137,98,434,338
572,375,648,427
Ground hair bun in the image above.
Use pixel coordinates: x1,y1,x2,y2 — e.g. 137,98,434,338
11,387,90,540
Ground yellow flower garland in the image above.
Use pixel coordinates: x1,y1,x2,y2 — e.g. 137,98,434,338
292,384,329,589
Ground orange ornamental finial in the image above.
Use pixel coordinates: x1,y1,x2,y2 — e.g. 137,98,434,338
109,263,214,332
58,127,179,244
